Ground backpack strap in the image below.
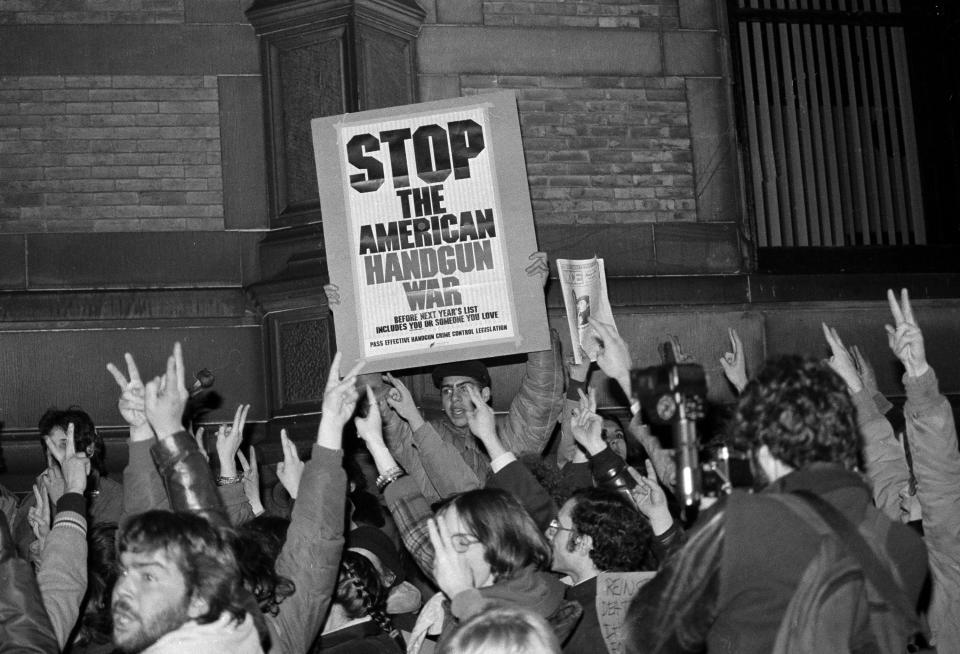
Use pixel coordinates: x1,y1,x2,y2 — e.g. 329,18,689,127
786,490,916,621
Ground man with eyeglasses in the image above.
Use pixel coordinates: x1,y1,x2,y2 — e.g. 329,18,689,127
547,487,658,653
373,253,564,503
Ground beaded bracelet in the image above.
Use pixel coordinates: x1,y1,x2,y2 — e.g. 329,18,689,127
376,466,404,491
216,472,244,486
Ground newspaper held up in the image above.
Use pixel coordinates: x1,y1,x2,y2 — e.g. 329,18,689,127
556,257,619,364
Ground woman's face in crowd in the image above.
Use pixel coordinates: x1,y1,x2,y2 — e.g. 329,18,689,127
602,419,627,460
439,506,493,588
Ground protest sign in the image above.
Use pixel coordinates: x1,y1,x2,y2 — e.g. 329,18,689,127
312,92,549,373
557,257,619,364
595,570,657,654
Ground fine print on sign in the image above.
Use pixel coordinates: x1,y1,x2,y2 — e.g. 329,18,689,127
313,91,550,373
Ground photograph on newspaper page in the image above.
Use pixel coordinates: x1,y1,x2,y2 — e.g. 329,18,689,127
557,257,619,364
312,91,550,373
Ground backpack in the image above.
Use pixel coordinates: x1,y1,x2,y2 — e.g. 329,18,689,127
768,491,918,654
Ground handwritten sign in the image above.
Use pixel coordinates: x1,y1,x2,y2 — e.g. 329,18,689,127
596,570,657,654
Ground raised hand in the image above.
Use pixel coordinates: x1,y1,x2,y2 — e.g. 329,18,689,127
627,460,674,536
323,283,341,306
666,334,695,364
822,323,863,394
216,404,250,479
428,516,480,598
885,288,929,378
27,483,51,548
60,424,92,495
719,327,748,393
571,388,605,456
588,317,631,395
237,446,264,516
107,352,152,441
39,465,65,506
463,384,497,441
354,386,385,449
275,429,304,500
317,352,364,448
382,373,424,430
851,345,880,396
144,342,190,439
525,251,550,288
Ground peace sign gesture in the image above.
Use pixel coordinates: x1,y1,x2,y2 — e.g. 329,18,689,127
885,289,929,378
107,352,152,441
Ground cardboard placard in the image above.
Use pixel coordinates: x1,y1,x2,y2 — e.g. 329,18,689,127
312,91,549,373
596,570,657,654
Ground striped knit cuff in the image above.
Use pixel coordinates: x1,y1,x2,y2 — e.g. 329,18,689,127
53,493,87,537
55,492,85,517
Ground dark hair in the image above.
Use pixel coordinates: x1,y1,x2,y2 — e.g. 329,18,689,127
336,550,405,650
598,412,648,469
734,355,860,471
38,406,105,473
568,488,657,572
118,510,251,626
440,488,551,582
234,515,295,616
74,522,119,647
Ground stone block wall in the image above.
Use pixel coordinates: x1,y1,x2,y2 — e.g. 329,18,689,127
0,75,223,233
463,75,694,225
418,0,742,277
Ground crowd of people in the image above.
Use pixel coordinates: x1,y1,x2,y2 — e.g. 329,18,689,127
0,276,955,654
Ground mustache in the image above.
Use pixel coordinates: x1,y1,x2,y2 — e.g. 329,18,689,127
113,599,137,618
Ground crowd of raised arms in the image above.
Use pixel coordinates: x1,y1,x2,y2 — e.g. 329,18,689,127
0,272,956,654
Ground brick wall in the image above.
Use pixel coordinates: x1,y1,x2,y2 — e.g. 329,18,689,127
0,75,223,233
482,1,679,28
462,75,694,225
0,1,184,24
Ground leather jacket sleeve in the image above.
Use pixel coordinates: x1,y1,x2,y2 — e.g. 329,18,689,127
151,430,228,527
0,512,58,653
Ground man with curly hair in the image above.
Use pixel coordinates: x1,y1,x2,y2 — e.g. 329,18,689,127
548,487,656,653
624,355,928,654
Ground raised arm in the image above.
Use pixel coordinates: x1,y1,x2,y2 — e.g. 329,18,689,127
35,427,90,649
383,373,481,498
267,352,355,654
887,288,960,651
498,328,565,456
356,389,439,582
0,512,58,653
145,342,229,526
108,353,171,520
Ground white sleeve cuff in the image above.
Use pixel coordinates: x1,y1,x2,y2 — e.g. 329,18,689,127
490,452,517,473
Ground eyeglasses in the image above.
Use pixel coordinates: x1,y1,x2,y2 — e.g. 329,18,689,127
545,519,576,540
449,532,481,553
440,381,479,398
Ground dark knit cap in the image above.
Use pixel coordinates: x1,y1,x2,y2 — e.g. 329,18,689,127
431,360,491,388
